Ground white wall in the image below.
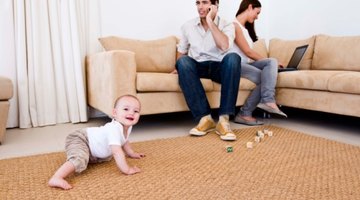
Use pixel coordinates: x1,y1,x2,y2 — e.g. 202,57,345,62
100,0,360,41
267,0,360,40
100,0,195,40
99,0,269,40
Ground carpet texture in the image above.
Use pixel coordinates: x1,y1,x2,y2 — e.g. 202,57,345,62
1,125,360,199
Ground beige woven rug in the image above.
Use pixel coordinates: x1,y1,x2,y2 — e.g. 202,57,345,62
1,125,360,199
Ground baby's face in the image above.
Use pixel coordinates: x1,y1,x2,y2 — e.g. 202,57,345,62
113,96,141,127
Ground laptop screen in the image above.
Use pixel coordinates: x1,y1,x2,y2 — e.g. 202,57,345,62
287,44,309,69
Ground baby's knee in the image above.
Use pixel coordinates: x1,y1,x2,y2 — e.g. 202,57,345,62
68,157,89,173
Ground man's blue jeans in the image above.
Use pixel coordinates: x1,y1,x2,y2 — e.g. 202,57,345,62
176,53,241,121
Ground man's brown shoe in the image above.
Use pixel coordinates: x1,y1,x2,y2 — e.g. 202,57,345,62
189,118,216,136
215,122,236,141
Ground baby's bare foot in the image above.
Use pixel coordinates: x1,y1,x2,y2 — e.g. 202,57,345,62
48,176,73,190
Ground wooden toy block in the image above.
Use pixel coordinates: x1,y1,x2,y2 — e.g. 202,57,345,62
226,146,233,153
246,142,253,149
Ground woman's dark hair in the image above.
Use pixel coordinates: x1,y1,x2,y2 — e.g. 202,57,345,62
235,0,262,42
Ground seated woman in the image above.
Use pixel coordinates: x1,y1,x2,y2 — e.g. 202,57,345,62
232,0,287,126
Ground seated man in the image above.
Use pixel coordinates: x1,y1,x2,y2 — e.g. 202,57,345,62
175,0,241,141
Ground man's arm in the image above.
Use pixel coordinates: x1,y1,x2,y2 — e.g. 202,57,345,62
206,5,231,51
176,25,189,60
170,52,184,74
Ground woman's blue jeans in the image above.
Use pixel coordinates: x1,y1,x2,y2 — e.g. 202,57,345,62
176,53,241,121
238,58,278,116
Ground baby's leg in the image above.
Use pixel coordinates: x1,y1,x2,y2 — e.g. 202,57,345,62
48,161,75,190
49,129,90,190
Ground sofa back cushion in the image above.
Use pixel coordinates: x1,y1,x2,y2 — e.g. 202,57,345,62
268,36,315,70
252,39,268,58
99,36,177,73
312,35,360,71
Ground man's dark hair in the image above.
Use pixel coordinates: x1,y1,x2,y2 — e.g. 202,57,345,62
210,0,219,5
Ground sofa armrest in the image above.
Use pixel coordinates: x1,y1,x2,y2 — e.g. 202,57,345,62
86,50,137,116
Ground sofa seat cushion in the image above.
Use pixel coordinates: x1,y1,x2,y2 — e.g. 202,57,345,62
328,72,360,94
0,76,13,100
213,78,256,91
276,70,349,91
136,72,213,92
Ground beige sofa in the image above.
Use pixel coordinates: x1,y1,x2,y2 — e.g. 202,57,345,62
255,34,360,117
86,36,257,117
87,34,360,119
0,76,13,144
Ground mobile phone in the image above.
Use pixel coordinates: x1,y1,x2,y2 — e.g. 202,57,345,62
209,2,218,11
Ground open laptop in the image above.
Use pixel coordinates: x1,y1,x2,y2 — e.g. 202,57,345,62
278,44,309,72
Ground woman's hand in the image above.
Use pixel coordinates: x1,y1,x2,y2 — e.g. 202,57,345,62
278,62,285,68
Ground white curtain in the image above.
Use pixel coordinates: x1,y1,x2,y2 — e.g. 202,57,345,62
0,0,102,128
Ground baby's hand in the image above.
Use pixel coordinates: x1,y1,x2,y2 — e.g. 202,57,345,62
129,152,146,159
126,166,141,175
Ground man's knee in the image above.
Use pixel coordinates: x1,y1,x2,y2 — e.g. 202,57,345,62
223,53,241,73
176,56,195,72
224,53,242,65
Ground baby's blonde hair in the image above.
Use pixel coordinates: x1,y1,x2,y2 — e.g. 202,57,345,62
113,94,140,108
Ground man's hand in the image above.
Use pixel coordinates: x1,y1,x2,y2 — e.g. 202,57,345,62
204,4,230,51
206,5,218,24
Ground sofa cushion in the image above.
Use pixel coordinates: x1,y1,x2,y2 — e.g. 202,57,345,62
328,72,360,94
276,70,348,91
213,78,256,91
269,36,315,70
99,36,177,73
312,35,360,71
136,72,213,92
0,76,13,100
